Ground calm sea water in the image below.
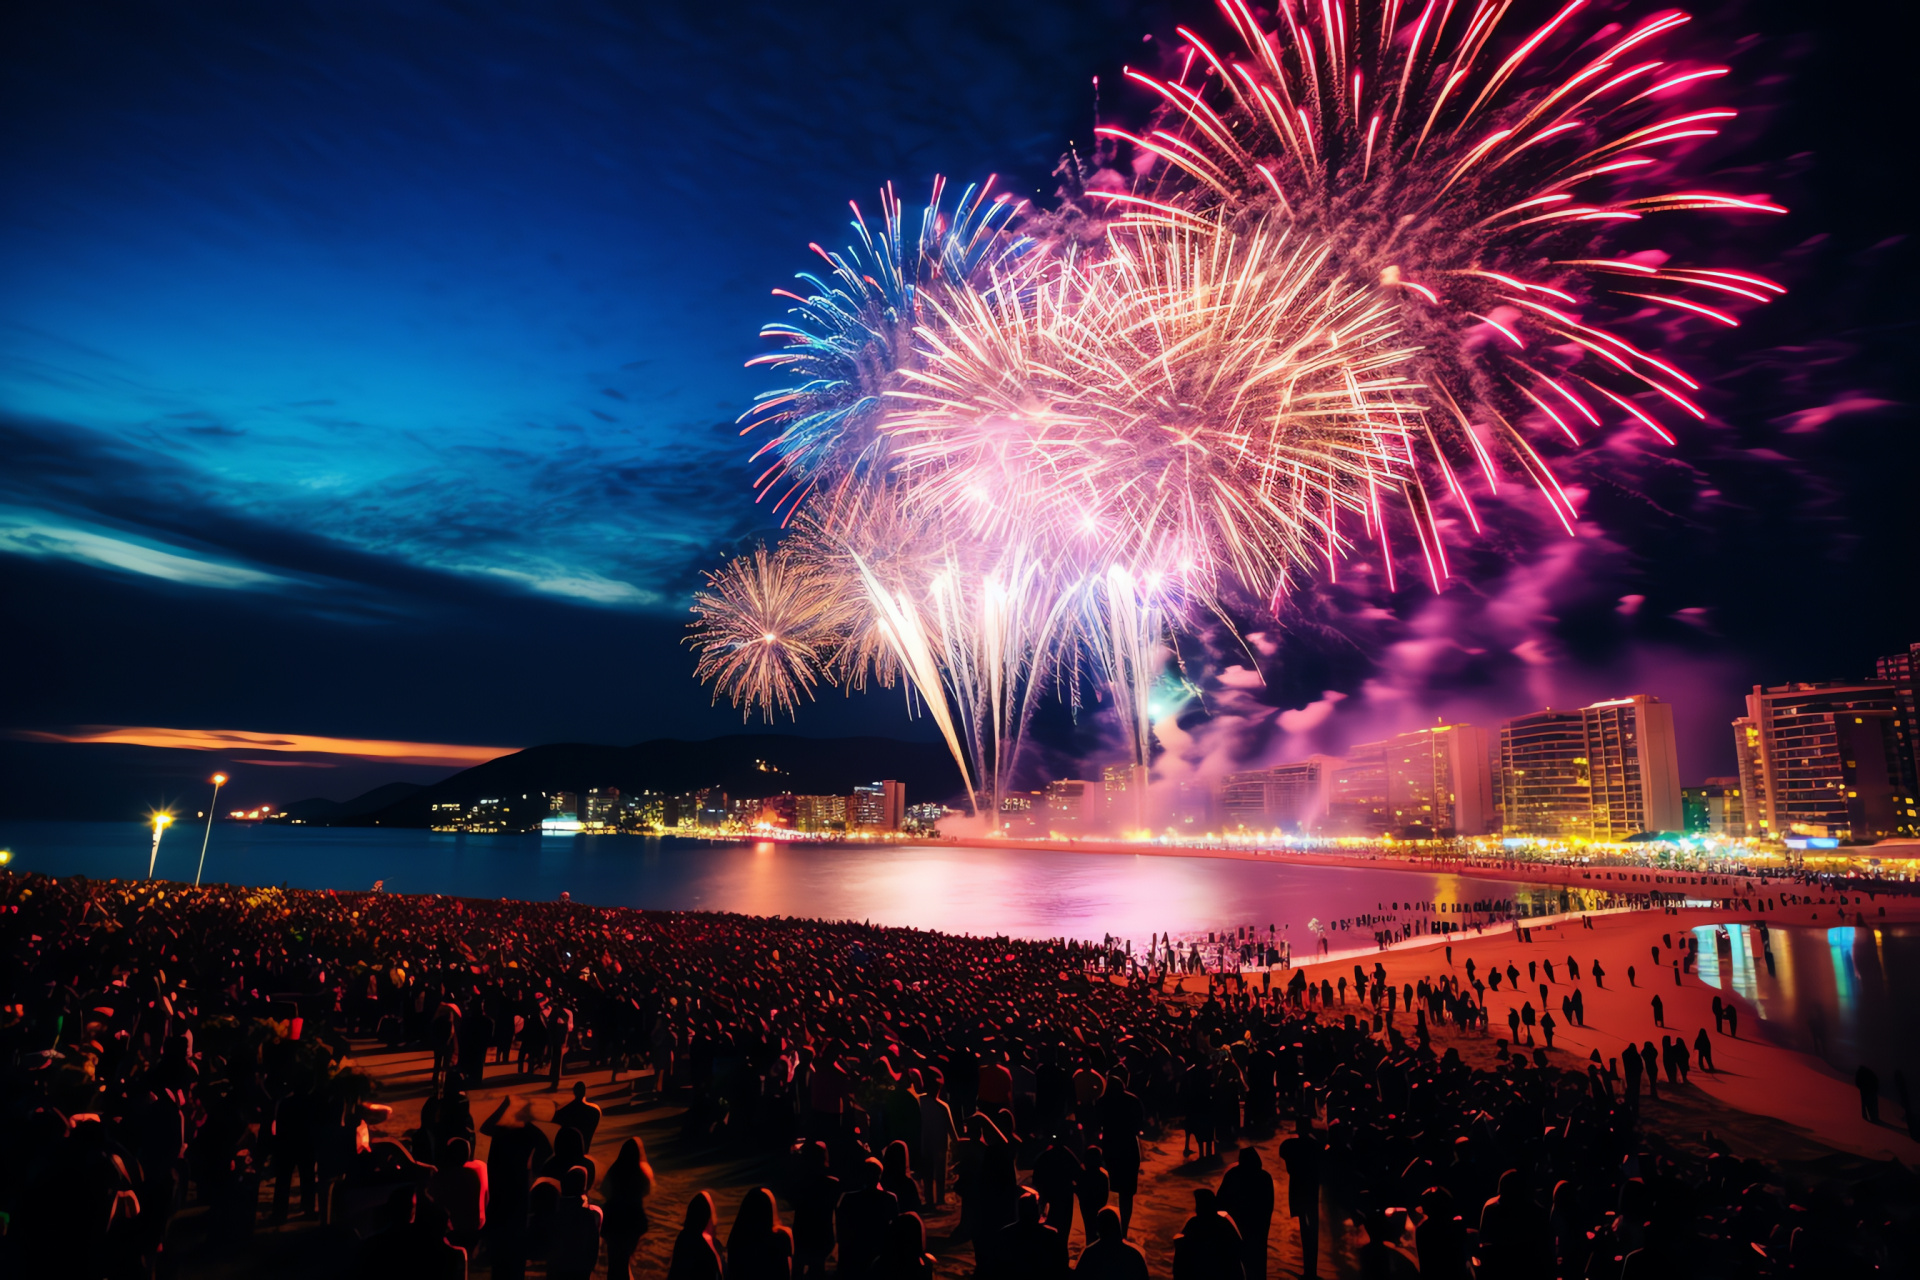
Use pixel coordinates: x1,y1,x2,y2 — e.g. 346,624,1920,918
0,820,1566,946
1691,921,1919,1081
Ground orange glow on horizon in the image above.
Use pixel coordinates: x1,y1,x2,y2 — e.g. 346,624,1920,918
18,725,516,768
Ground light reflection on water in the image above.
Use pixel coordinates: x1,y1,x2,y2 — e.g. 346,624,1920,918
0,821,1572,948
1692,921,1917,1079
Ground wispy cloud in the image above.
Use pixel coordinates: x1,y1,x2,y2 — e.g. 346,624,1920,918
15,725,515,767
0,508,292,590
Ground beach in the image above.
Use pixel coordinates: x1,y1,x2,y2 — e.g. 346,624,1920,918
171,887,1918,1278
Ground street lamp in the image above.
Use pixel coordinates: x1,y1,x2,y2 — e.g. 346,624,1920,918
196,774,227,887
147,812,175,879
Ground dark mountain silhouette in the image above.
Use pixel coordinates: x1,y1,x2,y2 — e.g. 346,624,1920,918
344,735,965,827
277,781,426,824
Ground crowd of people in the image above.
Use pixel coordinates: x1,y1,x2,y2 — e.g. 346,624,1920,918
0,868,1914,1278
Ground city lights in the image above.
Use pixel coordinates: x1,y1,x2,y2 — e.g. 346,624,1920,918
146,811,175,879
195,773,227,888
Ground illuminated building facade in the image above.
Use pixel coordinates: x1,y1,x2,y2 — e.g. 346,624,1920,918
1739,681,1908,841
1500,710,1592,839
1102,763,1149,832
1219,758,1334,832
1581,696,1683,839
1330,726,1490,838
850,780,905,831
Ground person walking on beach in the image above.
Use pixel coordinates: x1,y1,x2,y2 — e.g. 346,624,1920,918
1540,1009,1556,1050
1857,1065,1882,1124
1651,994,1664,1028
1724,1002,1738,1038
1693,1028,1714,1073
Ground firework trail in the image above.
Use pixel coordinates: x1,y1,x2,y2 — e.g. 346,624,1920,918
739,177,1033,520
1097,0,1785,585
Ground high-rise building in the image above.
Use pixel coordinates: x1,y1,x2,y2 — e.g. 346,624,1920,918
584,787,620,828
1581,696,1683,838
1499,697,1680,840
1330,726,1490,837
850,780,905,831
1731,716,1768,838
794,794,848,833
1500,710,1591,839
1738,682,1908,841
1682,778,1744,837
1217,759,1334,832
547,791,578,820
1872,642,1920,836
1328,740,1390,836
1102,764,1149,832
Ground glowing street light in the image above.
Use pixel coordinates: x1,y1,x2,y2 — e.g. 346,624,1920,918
147,811,175,879
195,774,227,887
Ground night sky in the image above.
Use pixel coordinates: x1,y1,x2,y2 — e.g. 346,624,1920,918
2,0,1914,796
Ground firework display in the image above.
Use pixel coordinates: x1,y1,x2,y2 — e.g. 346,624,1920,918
689,0,1781,813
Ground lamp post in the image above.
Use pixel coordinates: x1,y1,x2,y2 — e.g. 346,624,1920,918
196,774,226,887
147,812,174,879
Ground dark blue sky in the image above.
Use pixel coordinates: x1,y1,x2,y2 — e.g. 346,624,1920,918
1,0,1913,779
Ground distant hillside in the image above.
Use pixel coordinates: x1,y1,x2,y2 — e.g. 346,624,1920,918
278,782,426,823
347,735,964,827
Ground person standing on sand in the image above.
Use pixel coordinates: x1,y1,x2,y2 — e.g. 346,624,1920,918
1278,1116,1324,1280
1217,1145,1275,1280
1857,1065,1882,1123
1724,1002,1738,1038
599,1138,654,1280
1693,1029,1714,1073
917,1068,959,1208
1651,994,1664,1028
1626,965,1635,987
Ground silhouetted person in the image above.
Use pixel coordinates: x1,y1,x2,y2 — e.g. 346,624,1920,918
1476,1169,1550,1280
1173,1188,1243,1280
994,1190,1067,1280
1076,1144,1111,1245
482,1096,553,1280
1278,1117,1323,1279
1096,1069,1145,1234
869,1211,936,1280
837,1157,898,1278
791,1141,840,1280
1857,1065,1882,1123
1414,1186,1468,1279
1217,1145,1274,1280
429,1136,487,1251
726,1186,794,1280
553,1079,602,1148
1032,1136,1081,1235
600,1137,656,1280
549,1165,604,1280
1074,1207,1148,1280
668,1191,725,1280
